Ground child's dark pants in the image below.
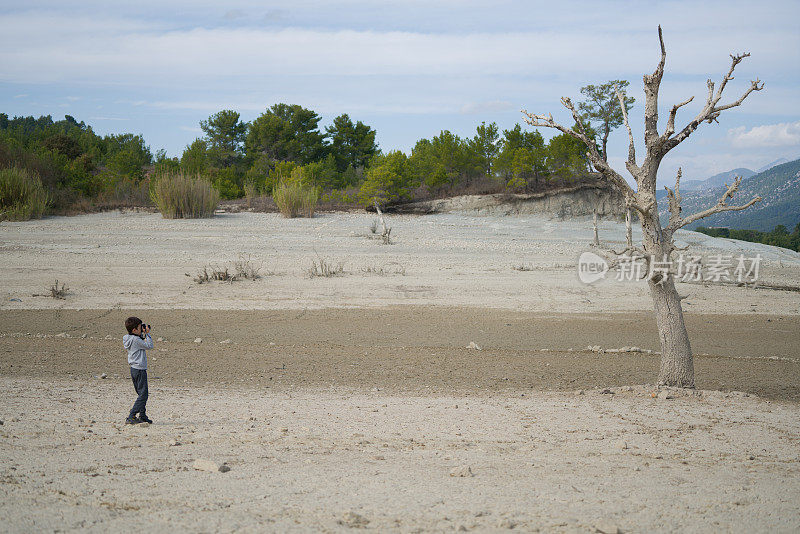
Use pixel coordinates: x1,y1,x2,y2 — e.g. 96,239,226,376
129,368,148,419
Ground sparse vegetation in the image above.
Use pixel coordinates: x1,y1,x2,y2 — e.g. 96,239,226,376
192,255,263,284
151,172,220,219
305,256,344,278
0,167,49,221
360,262,406,276
273,179,318,218
49,279,68,299
233,254,262,280
512,264,535,272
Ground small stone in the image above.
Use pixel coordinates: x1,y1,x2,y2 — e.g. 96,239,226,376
157,337,164,342
466,342,482,351
594,521,621,534
194,338,202,344
630,346,642,352
498,518,516,529
80,333,87,338
56,332,67,337
219,339,231,344
457,525,468,532
192,459,228,472
450,465,474,477
100,373,107,379
339,511,369,528
615,440,628,450
169,440,181,447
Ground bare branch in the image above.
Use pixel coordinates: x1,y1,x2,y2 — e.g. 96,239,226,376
522,103,639,205
615,84,637,169
664,53,763,153
662,95,694,139
665,167,682,229
671,175,762,230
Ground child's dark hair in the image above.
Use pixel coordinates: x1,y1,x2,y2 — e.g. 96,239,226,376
125,316,142,334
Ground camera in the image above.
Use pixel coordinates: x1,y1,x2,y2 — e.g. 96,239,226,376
140,323,151,338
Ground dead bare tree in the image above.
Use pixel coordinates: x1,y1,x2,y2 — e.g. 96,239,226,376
523,26,763,387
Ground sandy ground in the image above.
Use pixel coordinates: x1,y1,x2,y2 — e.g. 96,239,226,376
1,211,799,314
1,211,800,532
1,378,798,533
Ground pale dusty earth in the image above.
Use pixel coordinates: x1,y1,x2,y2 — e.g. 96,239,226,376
1,210,799,533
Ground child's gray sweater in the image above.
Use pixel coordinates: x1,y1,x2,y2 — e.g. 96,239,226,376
123,334,153,370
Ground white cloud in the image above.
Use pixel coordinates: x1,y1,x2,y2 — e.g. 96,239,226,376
728,121,800,148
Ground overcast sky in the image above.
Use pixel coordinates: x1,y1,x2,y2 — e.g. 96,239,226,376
1,0,799,184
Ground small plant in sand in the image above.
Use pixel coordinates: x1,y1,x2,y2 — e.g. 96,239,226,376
233,254,262,280
360,262,406,276
0,167,50,221
243,179,258,210
273,179,318,218
192,255,264,284
151,172,220,219
305,256,344,278
49,279,68,299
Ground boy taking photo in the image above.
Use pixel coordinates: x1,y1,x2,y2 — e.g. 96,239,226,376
123,316,154,425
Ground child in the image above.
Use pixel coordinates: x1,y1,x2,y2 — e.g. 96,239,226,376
123,316,154,424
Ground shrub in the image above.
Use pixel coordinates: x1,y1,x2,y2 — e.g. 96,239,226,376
0,167,50,221
151,172,219,219
273,180,318,218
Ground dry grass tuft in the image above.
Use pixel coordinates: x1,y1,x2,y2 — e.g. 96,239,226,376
50,279,68,299
305,256,344,278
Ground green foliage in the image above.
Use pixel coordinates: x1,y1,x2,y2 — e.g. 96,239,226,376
0,167,50,221
545,133,589,180
494,125,547,190
359,151,413,206
208,167,242,200
578,80,635,161
325,114,378,173
246,103,325,165
298,154,340,190
181,139,210,175
151,172,220,219
409,131,479,192
469,121,499,177
273,179,318,218
43,133,82,159
695,223,800,252
200,109,246,167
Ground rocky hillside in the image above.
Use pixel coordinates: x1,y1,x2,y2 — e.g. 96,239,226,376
382,183,626,218
658,158,800,231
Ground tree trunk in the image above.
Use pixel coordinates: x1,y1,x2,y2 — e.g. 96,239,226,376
641,211,695,388
649,275,694,387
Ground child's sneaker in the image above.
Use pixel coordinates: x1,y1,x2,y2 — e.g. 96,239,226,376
125,416,141,425
138,414,153,424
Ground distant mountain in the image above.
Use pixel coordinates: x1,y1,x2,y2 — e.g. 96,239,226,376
680,167,755,191
655,167,755,201
657,158,800,232
756,158,789,173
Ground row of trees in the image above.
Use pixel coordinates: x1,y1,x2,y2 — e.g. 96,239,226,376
168,105,596,206
696,223,800,252
0,79,632,212
0,113,153,208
